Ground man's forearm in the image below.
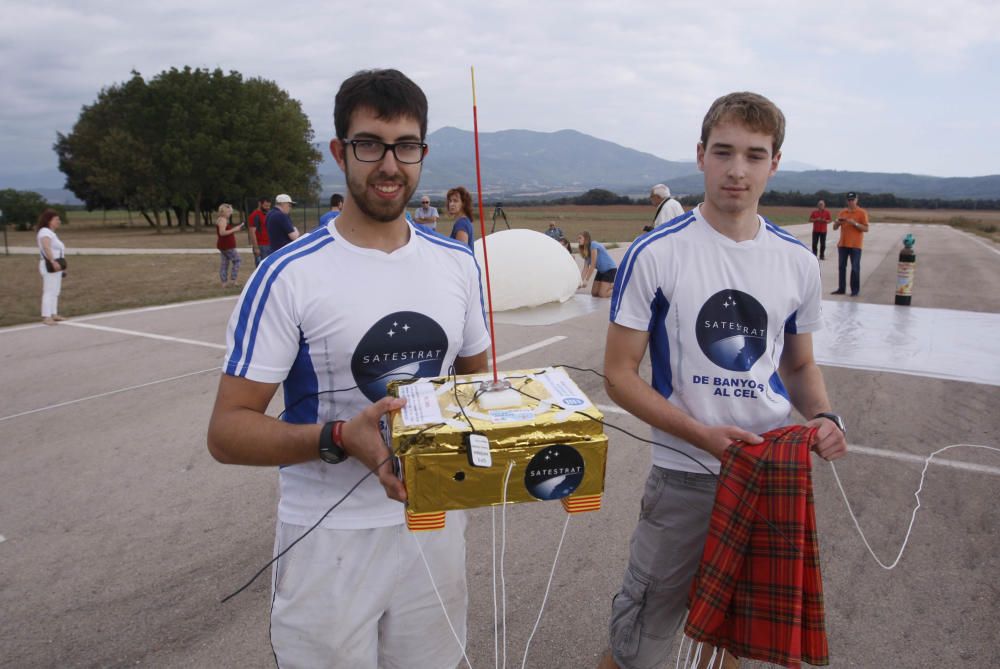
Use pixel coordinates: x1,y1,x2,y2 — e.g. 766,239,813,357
781,361,832,420
208,406,321,466
605,366,707,448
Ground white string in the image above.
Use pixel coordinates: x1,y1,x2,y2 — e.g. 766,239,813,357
491,506,499,669
519,513,572,669
412,531,474,669
500,461,515,669
831,443,1000,570
674,635,688,669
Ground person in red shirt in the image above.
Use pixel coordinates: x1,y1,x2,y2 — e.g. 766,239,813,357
248,196,272,266
809,199,831,259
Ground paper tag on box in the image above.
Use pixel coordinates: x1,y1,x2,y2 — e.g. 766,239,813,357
536,368,592,410
398,381,445,425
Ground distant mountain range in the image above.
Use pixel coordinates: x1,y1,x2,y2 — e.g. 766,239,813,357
318,127,999,201
5,127,997,204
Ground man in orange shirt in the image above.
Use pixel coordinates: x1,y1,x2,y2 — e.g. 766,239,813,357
831,192,869,296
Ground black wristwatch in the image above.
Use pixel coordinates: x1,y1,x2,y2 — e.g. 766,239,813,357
318,420,348,464
813,412,846,436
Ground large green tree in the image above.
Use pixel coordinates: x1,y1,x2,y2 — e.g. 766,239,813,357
55,67,321,229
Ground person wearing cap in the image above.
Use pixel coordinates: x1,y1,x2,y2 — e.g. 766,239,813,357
207,69,489,668
413,196,439,232
265,193,299,252
831,192,869,296
319,193,344,227
650,183,685,229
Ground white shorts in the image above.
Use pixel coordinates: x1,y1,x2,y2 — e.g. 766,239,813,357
270,512,468,669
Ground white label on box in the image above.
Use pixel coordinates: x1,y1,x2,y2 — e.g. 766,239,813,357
398,381,444,426
467,434,492,468
489,408,536,423
536,368,592,411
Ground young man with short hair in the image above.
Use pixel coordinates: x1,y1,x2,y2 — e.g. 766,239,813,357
831,192,869,296
248,196,271,265
208,69,489,668
598,92,847,669
319,192,344,227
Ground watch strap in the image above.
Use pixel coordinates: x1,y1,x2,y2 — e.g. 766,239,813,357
318,420,348,464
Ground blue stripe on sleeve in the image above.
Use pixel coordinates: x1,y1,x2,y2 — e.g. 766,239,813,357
610,212,694,321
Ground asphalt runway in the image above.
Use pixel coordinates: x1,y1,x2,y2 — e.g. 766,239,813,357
2,222,998,668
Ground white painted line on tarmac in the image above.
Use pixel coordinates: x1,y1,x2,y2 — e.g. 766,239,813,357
73,296,239,322
847,443,1000,476
598,404,999,476
63,321,226,350
0,367,219,423
492,336,567,365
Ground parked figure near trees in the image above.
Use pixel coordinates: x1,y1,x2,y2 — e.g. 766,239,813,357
36,208,67,325
215,203,245,288
447,186,475,250
578,230,617,298
249,196,272,265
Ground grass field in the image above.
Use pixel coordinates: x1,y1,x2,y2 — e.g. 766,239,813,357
0,252,254,327
2,204,996,327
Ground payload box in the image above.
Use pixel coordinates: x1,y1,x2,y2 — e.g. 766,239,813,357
387,367,608,531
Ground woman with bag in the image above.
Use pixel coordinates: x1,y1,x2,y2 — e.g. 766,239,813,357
36,208,67,326
215,203,245,287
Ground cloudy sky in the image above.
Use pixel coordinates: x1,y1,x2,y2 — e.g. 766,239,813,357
2,0,998,185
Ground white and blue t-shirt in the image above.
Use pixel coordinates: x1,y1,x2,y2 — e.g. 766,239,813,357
222,220,491,529
611,206,822,474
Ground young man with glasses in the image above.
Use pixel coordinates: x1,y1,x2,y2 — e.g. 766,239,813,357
414,195,439,232
208,69,489,668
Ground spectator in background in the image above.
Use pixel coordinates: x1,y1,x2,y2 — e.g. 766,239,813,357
215,203,245,288
810,199,831,259
578,230,617,298
447,186,475,251
414,196,439,232
558,236,573,254
831,192,870,296
545,222,564,239
249,196,271,265
650,183,684,227
266,193,299,252
319,193,344,227
36,208,67,325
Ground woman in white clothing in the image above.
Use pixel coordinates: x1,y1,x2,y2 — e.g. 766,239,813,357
36,209,67,326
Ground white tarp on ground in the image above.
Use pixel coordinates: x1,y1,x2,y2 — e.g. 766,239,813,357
473,229,579,311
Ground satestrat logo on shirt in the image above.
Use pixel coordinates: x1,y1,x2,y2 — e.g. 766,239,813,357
523,445,584,501
351,311,448,402
696,290,768,372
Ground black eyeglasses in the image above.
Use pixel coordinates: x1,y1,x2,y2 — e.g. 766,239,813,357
343,139,427,164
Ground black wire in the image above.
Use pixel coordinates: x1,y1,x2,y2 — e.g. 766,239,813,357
220,418,443,604
225,363,802,603
510,384,801,555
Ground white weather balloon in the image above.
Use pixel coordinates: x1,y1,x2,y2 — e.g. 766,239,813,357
473,229,579,311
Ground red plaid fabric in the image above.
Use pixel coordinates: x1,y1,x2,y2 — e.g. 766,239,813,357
684,425,829,668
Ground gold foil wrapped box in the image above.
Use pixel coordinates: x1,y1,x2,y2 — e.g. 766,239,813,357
387,367,608,531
